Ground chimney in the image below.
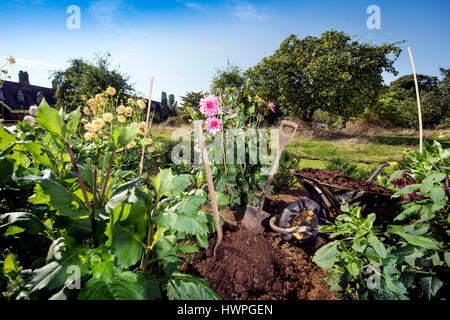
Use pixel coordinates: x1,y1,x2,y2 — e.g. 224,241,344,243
52,79,57,90
19,71,30,88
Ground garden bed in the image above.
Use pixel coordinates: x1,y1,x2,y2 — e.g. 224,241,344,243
185,190,337,300
294,168,395,195
186,224,336,300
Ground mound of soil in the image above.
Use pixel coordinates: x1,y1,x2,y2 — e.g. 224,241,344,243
186,225,337,300
293,168,394,195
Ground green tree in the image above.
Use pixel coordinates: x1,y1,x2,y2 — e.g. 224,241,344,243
180,91,205,109
168,94,178,116
245,30,403,123
211,61,246,93
390,74,439,92
366,68,450,128
52,53,133,112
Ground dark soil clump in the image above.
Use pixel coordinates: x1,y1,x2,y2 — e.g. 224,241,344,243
293,168,394,195
186,225,337,300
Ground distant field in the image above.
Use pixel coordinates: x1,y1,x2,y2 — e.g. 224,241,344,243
286,137,410,164
151,125,418,169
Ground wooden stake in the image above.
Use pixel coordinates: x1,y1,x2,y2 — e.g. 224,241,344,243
194,120,223,258
408,47,423,154
139,77,154,176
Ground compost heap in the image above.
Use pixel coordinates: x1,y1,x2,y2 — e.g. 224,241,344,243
293,168,395,195
187,225,337,300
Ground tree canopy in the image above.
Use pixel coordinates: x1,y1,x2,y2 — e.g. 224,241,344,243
180,91,205,109
244,30,403,123
52,53,133,112
211,61,246,93
390,74,439,92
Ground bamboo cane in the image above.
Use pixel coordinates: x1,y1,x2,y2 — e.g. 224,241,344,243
408,47,423,154
139,77,154,176
194,120,223,258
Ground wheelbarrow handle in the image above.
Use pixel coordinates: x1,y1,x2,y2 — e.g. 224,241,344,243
279,120,298,148
367,162,398,183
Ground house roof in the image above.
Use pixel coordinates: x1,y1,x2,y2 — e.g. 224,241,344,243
0,79,56,112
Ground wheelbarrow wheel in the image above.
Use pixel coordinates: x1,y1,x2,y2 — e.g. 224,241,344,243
270,198,325,243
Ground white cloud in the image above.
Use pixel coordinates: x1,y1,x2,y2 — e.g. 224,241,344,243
12,58,63,70
176,0,205,12
185,2,205,11
88,0,122,26
232,2,268,22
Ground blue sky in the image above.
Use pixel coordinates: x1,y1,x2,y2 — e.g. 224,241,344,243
1,0,449,101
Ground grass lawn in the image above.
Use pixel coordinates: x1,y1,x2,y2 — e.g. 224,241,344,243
286,137,411,164
151,125,415,170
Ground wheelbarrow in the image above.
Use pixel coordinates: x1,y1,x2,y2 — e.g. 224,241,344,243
269,163,400,243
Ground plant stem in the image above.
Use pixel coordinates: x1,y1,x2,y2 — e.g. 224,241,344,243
220,94,227,175
65,141,91,212
91,167,98,247
99,152,115,208
141,195,160,271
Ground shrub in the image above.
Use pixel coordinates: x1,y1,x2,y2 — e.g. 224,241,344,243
273,150,301,191
313,140,449,300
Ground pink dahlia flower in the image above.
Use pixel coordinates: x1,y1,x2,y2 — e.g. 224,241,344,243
199,95,220,117
268,102,275,113
205,117,222,134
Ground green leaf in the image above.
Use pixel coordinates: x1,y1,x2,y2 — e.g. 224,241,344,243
215,192,230,206
388,226,440,249
178,245,199,253
368,234,387,259
31,241,89,292
177,196,206,216
442,251,450,268
78,273,150,300
420,176,434,194
6,151,30,168
0,126,17,150
195,233,210,249
362,213,376,230
389,170,404,182
172,174,192,196
384,278,407,297
420,276,443,300
54,216,92,239
433,173,447,183
392,184,420,197
352,238,367,253
154,210,209,235
346,262,361,278
91,261,115,283
312,240,339,269
35,99,65,138
394,205,420,221
24,142,53,167
0,212,47,235
111,125,139,149
66,107,81,135
151,168,174,197
5,225,25,236
430,186,445,203
167,272,220,300
108,223,144,268
3,254,21,278
40,177,88,217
